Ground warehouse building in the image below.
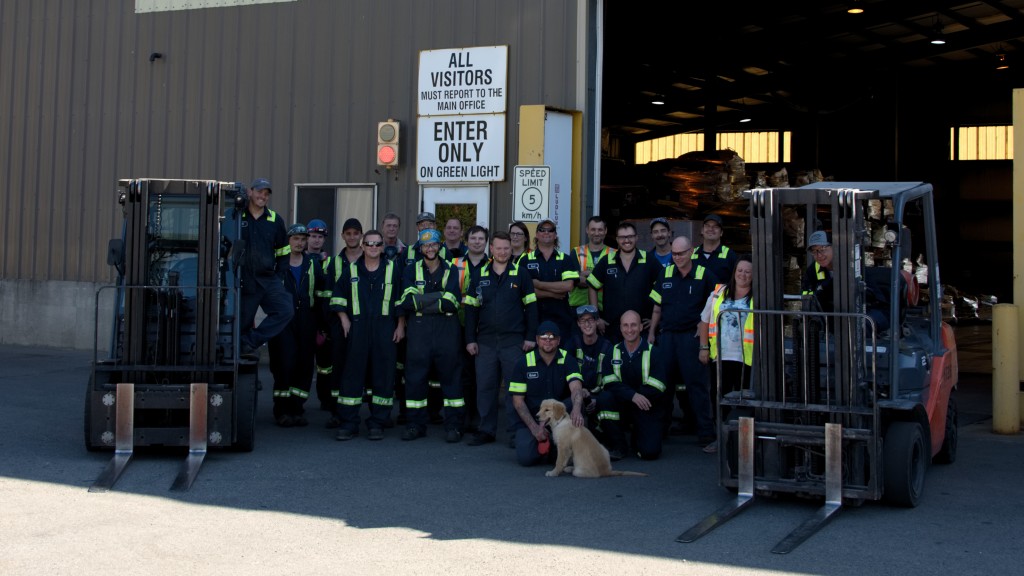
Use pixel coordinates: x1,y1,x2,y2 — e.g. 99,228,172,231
1,0,1021,347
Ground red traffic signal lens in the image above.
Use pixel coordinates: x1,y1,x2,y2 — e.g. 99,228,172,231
378,145,397,164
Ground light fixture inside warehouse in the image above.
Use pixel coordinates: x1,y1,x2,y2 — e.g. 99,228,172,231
651,98,665,105
847,1,864,14
996,53,1009,70
930,20,946,45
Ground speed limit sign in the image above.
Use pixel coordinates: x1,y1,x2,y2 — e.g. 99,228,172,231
512,165,550,222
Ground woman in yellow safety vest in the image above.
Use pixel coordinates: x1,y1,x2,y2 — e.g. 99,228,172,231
698,255,754,396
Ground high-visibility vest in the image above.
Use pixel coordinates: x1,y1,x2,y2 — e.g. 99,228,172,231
708,287,754,365
802,262,828,295
570,245,613,307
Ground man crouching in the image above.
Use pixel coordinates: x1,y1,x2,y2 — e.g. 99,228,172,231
507,321,586,466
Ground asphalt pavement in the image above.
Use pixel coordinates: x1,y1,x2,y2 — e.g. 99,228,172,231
1,344,1021,576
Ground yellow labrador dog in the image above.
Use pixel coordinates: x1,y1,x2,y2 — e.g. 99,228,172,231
536,399,646,478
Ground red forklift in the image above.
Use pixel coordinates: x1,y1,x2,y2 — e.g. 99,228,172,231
680,182,958,553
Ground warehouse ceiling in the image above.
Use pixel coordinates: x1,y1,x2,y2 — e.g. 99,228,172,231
602,0,1024,141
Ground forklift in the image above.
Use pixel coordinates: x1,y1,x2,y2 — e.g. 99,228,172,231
679,182,958,553
85,179,259,491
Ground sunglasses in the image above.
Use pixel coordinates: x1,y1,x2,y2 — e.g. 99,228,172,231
538,334,559,341
537,227,555,233
363,241,383,247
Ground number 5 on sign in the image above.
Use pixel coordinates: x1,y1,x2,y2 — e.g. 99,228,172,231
512,165,550,223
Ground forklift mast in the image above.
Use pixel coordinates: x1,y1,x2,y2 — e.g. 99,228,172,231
87,178,258,492
679,182,957,553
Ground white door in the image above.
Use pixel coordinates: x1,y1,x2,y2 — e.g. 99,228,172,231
544,111,573,233
422,185,491,233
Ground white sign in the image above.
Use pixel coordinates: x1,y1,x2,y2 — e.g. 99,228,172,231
417,115,506,182
418,46,508,116
512,166,550,222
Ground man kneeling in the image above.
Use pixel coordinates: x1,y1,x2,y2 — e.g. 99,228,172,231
508,321,586,466
595,310,669,460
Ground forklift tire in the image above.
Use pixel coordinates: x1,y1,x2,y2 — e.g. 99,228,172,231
883,421,926,507
933,395,958,465
234,372,258,452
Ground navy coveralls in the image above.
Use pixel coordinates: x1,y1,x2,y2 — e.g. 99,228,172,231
234,207,294,350
463,260,539,439
269,254,324,418
649,263,718,439
586,249,659,343
522,249,580,339
331,257,403,433
692,244,738,288
597,340,669,459
507,349,582,466
398,259,465,433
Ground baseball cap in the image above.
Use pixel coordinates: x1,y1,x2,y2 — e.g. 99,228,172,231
342,218,363,233
250,178,272,193
536,320,561,338
416,211,436,223
537,219,556,232
287,223,309,237
808,230,831,249
650,217,669,230
307,219,328,235
418,229,442,245
703,214,723,226
576,304,599,319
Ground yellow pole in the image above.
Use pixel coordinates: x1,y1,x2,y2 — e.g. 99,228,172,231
992,303,1020,434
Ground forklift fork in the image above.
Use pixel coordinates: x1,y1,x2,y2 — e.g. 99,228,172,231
678,418,845,553
90,382,209,492
89,383,135,493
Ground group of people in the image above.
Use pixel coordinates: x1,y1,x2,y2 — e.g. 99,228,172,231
233,177,767,464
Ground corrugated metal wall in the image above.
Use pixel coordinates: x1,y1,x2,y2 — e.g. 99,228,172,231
0,0,581,284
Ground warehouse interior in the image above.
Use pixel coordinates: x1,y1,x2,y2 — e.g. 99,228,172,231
600,0,1024,309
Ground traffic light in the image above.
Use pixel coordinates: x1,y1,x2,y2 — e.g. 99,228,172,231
377,120,400,168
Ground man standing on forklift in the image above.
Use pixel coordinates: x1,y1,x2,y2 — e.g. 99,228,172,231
235,178,294,359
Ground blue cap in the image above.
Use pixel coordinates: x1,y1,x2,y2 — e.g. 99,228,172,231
250,178,272,193
808,230,831,249
307,219,327,234
536,320,561,338
287,223,309,237
418,229,442,245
